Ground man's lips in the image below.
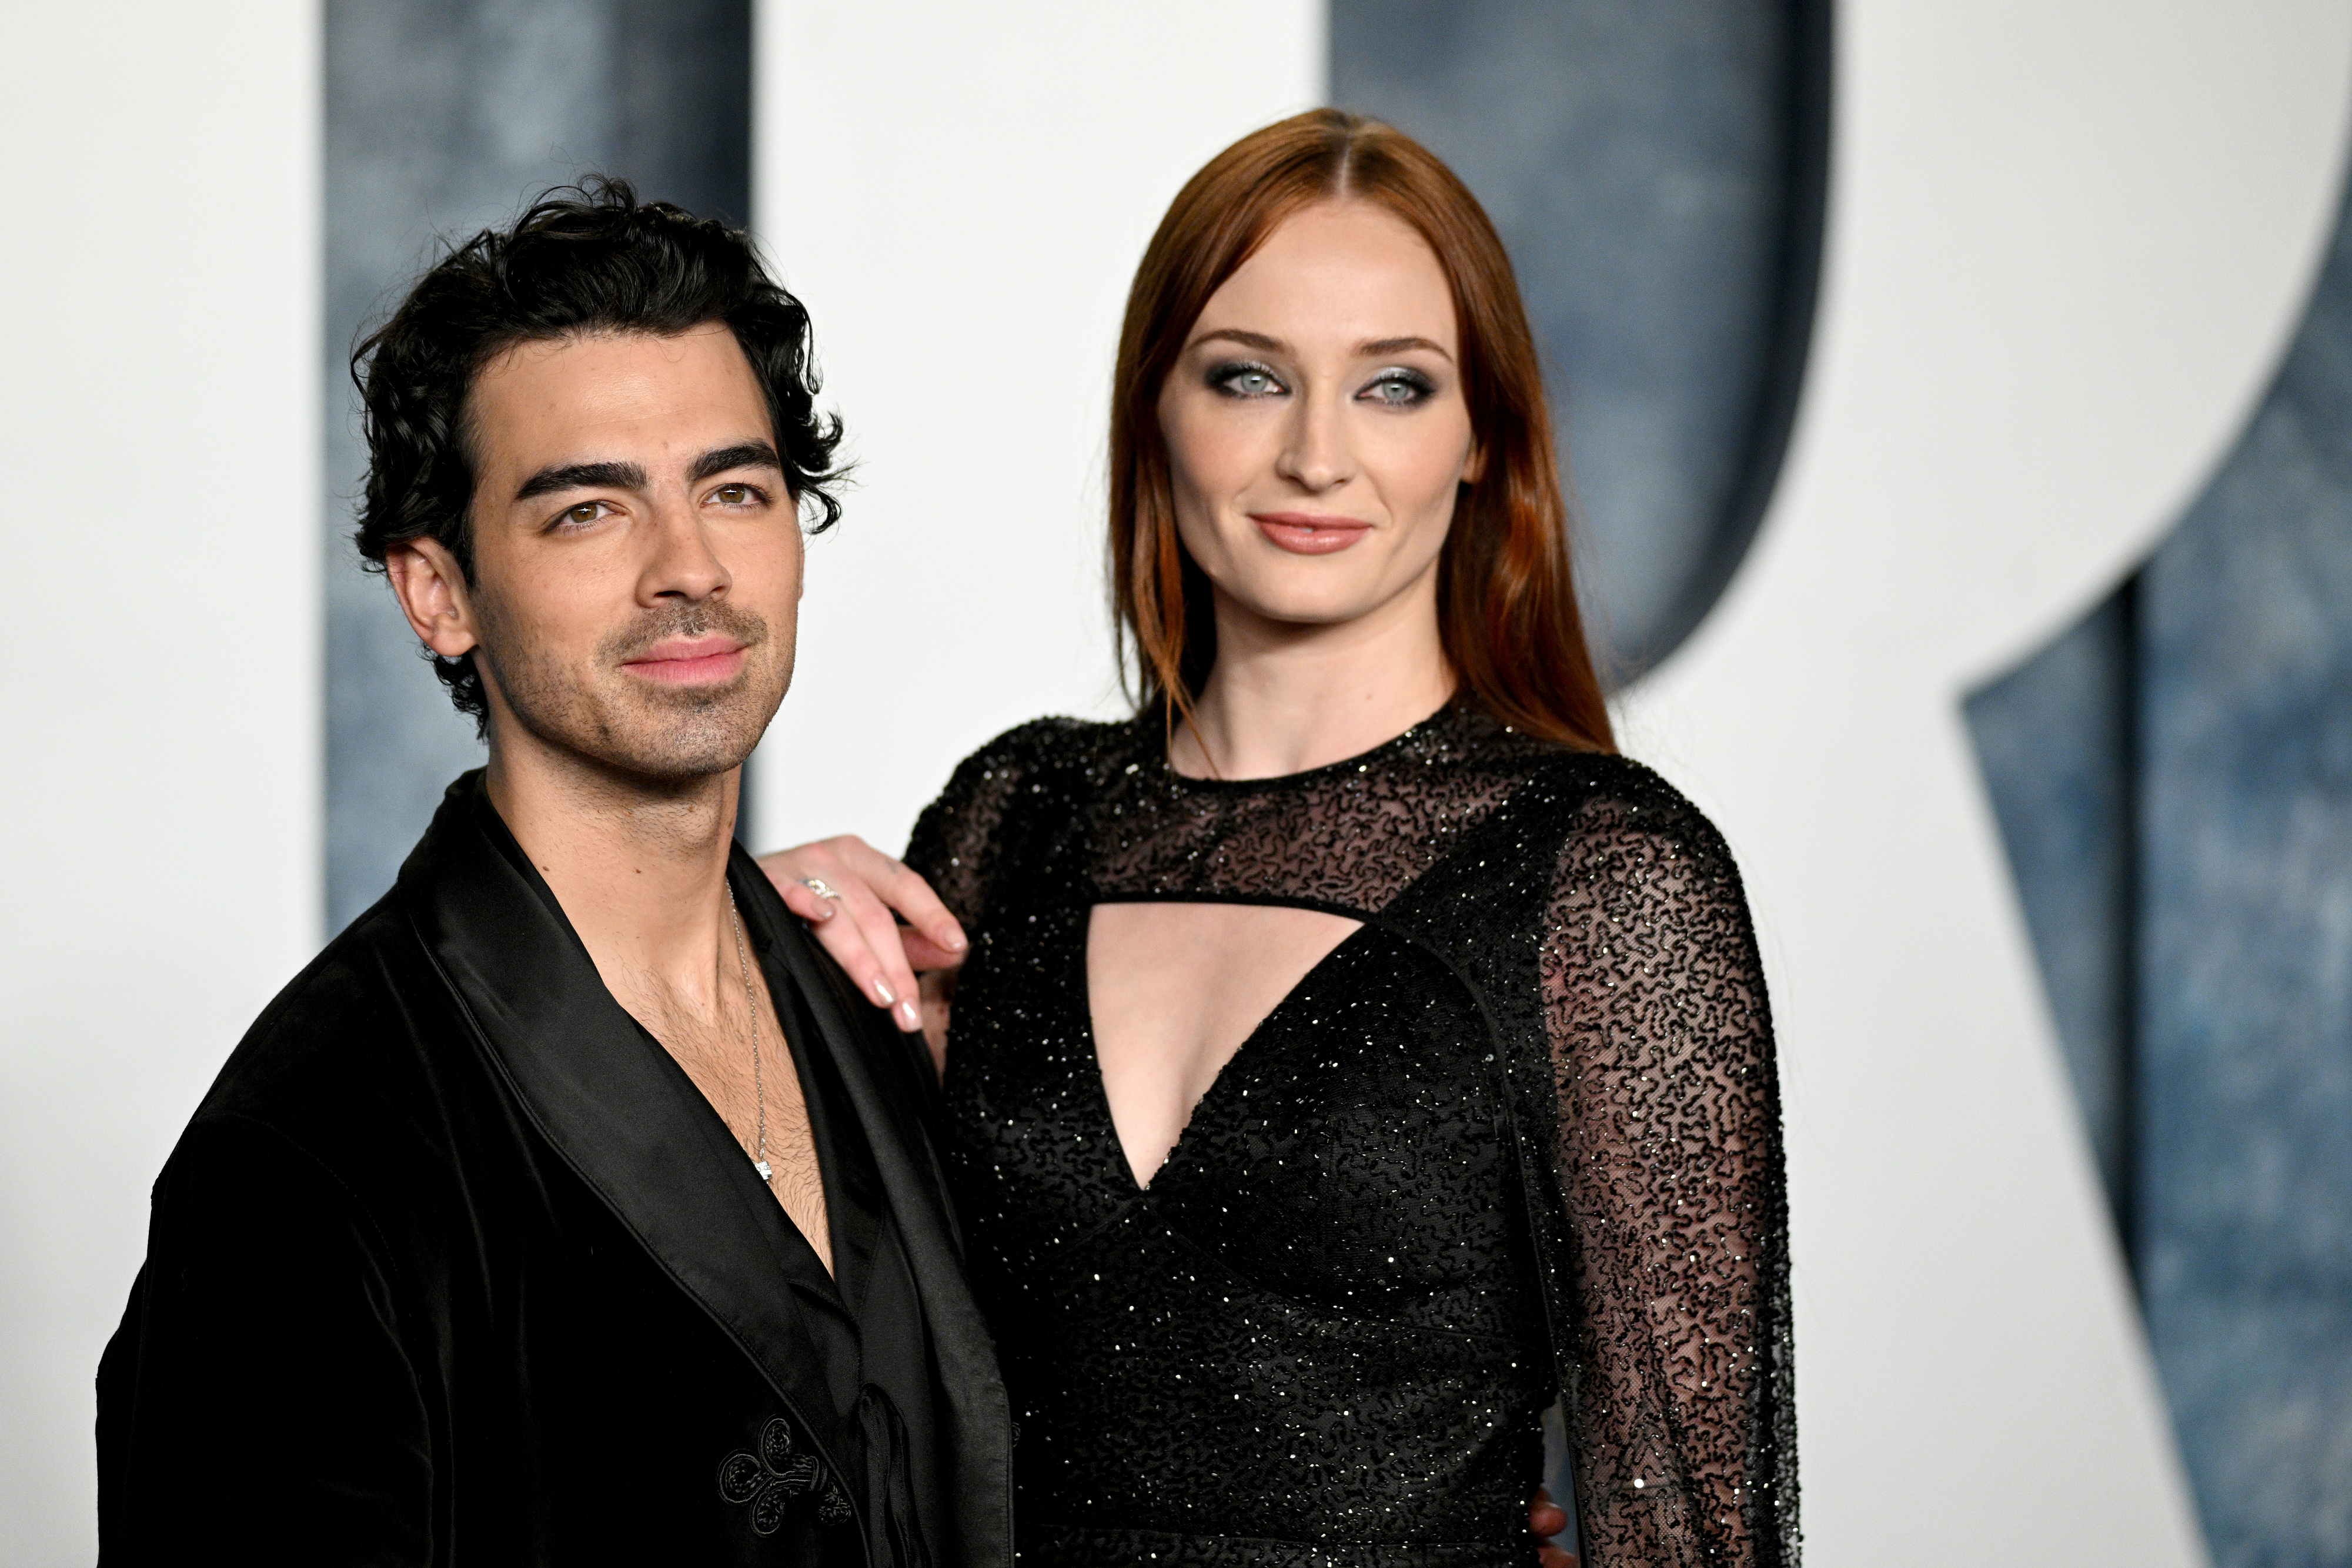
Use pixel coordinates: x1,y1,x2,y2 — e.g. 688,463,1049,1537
621,636,748,685
1250,511,1373,556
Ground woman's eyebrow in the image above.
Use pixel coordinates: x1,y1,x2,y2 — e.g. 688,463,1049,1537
1190,327,1453,363
1358,335,1452,361
1192,327,1288,354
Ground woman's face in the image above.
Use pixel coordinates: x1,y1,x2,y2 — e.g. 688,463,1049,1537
1157,200,1478,639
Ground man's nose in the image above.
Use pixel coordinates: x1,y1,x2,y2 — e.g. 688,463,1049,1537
639,496,731,602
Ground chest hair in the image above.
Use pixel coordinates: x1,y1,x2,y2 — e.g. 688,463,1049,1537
620,964,834,1275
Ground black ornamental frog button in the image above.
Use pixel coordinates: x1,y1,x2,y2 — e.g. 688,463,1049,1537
717,1417,853,1534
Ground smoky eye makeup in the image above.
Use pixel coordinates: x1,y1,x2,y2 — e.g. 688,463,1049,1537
1205,359,1289,399
1357,366,1438,407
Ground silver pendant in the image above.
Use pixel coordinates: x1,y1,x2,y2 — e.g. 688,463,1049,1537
755,1159,773,1182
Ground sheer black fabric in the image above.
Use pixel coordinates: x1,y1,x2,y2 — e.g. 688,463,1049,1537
907,703,1796,1567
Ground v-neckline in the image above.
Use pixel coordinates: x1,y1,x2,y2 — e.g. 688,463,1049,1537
1075,898,1377,1194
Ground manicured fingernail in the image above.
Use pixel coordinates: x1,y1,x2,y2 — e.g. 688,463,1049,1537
813,902,836,921
896,999,921,1031
873,978,897,1005
944,930,968,951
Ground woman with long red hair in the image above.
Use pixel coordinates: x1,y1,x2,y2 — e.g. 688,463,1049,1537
768,109,1795,1567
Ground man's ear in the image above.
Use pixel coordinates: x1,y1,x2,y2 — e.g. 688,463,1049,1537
385,536,480,658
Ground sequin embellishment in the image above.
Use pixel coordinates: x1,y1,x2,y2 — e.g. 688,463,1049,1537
907,703,1800,1567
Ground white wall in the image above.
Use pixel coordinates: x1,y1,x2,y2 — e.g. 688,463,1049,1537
747,1,1326,847
1,1,2340,1560
0,5,322,1561
1622,2,2352,1563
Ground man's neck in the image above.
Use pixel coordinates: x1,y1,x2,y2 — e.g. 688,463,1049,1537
483,734,741,1012
479,717,832,1269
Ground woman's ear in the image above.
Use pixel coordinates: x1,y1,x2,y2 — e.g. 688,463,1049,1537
385,537,482,659
1462,438,1487,487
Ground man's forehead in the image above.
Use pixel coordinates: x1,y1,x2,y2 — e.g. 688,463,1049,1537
476,322,754,394
487,318,736,365
470,324,772,476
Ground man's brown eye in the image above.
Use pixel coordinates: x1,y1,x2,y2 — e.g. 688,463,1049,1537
568,503,600,524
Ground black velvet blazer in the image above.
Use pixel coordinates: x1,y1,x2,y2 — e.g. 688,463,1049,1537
97,777,1013,1567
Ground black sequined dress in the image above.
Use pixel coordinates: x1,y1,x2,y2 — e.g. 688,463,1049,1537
905,703,1796,1568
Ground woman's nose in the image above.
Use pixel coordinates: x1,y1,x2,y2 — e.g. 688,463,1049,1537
1274,391,1356,492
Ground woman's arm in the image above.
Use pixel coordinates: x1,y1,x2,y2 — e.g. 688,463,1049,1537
1542,793,1797,1567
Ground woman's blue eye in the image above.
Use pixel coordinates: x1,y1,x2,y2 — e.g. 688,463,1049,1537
1361,370,1435,407
1210,362,1284,398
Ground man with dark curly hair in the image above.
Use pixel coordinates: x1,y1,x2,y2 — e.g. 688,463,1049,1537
96,182,1008,1567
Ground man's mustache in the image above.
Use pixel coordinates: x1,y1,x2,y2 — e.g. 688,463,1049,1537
598,601,769,666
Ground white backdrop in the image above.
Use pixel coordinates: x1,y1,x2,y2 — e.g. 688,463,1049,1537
1624,2,2352,1560
746,2,1327,843
2,1,2347,1562
0,3,322,1562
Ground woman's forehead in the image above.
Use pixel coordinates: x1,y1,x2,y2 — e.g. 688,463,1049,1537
1197,202,1455,352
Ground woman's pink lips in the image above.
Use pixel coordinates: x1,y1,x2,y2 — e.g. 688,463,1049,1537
623,637,747,685
1251,511,1372,556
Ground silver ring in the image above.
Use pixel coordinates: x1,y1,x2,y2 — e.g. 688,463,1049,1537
800,877,844,901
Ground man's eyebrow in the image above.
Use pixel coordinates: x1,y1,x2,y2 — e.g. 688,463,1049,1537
1358,335,1452,361
687,441,784,484
509,443,783,502
514,460,647,502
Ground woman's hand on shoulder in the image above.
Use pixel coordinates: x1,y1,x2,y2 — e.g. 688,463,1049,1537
757,837,967,1039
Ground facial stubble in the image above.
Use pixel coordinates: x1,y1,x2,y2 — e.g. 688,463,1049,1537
472,593,790,783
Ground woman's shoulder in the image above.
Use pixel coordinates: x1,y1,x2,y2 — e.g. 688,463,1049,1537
907,714,1142,922
939,713,1143,795
906,714,1138,885
1512,745,1742,875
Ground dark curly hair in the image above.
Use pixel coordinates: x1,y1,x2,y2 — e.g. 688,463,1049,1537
351,176,843,726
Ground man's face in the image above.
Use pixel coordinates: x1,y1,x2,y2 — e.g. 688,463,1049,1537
399,324,801,784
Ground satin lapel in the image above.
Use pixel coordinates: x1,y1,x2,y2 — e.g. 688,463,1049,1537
396,778,847,1458
731,852,1015,1566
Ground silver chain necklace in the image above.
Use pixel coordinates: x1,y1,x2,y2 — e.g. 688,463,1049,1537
724,885,773,1185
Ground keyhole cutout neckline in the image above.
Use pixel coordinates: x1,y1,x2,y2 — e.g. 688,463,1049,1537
1084,899,1367,1190
1082,700,1459,1188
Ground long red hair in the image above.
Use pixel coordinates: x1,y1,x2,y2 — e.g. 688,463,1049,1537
1108,108,1615,753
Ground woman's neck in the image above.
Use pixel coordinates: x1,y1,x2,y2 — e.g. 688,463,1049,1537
1172,574,1454,780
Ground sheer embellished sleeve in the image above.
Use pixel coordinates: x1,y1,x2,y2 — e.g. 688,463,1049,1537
1542,783,1798,1566
903,719,1080,935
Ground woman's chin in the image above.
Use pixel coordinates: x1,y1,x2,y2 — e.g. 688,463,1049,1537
1218,586,1381,635
1211,561,1438,640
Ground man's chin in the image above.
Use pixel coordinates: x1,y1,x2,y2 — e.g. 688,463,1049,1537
592,705,774,784
510,697,777,788
482,656,789,790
